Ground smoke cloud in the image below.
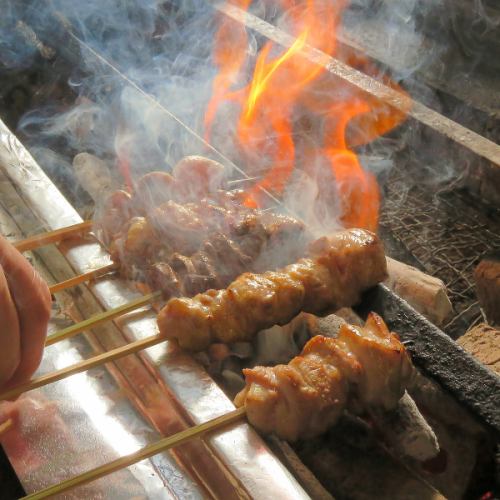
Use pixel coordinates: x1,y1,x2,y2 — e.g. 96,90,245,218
0,0,496,231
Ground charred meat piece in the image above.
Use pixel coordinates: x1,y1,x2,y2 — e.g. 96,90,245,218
157,229,387,351
147,201,207,255
168,253,214,296
189,250,221,289
172,156,227,200
109,216,165,270
146,262,182,299
133,171,177,213
97,189,133,246
231,214,269,259
234,313,413,441
205,234,253,285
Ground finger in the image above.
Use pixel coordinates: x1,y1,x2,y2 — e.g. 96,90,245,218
0,237,51,384
0,266,21,387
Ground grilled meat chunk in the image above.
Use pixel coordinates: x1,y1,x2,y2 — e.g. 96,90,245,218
148,201,207,255
172,156,227,200
234,313,413,441
134,171,176,212
146,262,182,299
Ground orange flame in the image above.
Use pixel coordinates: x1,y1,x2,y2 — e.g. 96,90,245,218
205,1,409,231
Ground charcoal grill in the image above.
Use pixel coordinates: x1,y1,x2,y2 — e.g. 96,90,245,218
1,1,499,498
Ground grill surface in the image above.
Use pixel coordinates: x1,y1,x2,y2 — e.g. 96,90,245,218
1,4,500,497
380,157,500,338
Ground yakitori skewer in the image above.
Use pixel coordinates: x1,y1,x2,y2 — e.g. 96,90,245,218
49,262,119,294
23,406,247,500
0,333,164,401
45,290,162,346
13,220,93,252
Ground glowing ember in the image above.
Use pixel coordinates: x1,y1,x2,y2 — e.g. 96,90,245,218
205,1,409,231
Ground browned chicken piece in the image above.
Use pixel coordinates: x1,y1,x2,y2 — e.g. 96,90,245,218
234,313,413,441
133,171,176,212
147,201,208,255
146,262,182,298
96,189,134,245
157,229,387,350
99,164,227,242
172,156,227,200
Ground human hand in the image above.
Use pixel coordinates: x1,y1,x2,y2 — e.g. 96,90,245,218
0,236,51,390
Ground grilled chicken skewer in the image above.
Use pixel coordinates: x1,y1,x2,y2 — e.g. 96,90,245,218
115,210,306,298
93,155,308,301
235,313,413,441
158,228,387,350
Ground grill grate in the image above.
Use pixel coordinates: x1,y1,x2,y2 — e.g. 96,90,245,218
380,160,500,338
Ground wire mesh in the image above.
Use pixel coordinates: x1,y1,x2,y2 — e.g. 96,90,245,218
379,161,500,338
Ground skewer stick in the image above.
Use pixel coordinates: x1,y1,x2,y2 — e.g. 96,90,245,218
45,290,162,346
0,334,165,401
0,418,13,436
227,176,261,185
23,406,247,500
13,221,93,253
49,262,120,294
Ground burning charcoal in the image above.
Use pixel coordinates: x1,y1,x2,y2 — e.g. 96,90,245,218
457,323,500,375
474,254,500,325
294,416,444,500
370,391,440,462
385,257,452,326
252,315,310,366
229,342,253,359
220,357,246,395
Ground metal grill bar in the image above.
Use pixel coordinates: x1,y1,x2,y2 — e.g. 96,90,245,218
212,1,500,170
356,284,500,435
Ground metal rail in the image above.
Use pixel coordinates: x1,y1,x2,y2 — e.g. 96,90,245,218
213,1,500,169
356,285,500,435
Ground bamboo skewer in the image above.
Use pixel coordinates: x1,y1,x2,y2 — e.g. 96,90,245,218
49,262,120,294
23,406,247,499
0,418,13,436
13,221,93,253
0,334,165,401
45,290,162,346
227,176,261,185
0,254,163,398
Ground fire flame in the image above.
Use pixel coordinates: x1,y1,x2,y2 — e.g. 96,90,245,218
205,1,409,231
